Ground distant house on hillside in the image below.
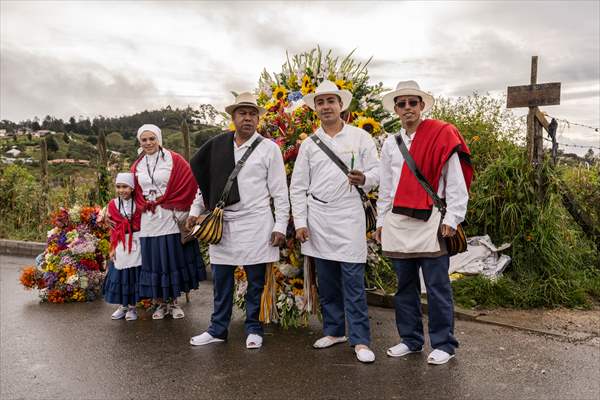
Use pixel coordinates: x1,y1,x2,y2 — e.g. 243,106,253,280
0,129,7,137
15,128,32,136
5,147,21,157
33,130,55,137
48,159,90,166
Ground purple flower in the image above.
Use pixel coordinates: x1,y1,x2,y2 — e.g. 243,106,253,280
43,272,57,287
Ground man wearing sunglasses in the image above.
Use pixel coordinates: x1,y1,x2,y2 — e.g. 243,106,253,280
376,81,473,365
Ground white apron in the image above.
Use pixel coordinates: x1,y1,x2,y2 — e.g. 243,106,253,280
113,231,142,270
209,207,279,266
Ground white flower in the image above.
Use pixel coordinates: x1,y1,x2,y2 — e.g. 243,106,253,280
277,263,300,278
294,295,306,311
79,276,89,289
47,227,60,238
66,275,79,285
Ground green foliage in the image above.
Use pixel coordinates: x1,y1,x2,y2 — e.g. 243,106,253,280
0,164,42,240
428,94,600,308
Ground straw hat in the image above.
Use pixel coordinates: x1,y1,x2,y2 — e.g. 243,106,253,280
382,80,434,113
303,80,353,112
225,92,266,116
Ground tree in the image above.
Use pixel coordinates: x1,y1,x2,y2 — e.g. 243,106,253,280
63,132,70,143
45,135,59,152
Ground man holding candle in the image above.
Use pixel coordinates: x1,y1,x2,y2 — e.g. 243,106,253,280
289,80,380,363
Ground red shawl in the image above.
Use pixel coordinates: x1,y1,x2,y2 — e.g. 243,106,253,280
131,149,198,214
392,119,473,219
108,198,141,253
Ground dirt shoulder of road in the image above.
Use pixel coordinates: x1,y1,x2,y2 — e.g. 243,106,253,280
471,307,600,343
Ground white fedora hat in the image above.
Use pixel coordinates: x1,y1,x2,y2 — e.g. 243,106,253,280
225,92,267,116
303,80,353,112
382,80,434,114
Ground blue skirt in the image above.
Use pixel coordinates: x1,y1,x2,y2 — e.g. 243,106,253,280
138,233,207,300
102,262,141,306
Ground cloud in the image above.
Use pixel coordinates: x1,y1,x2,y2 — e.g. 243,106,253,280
0,48,164,120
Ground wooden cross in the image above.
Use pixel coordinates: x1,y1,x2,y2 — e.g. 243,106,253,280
507,56,561,165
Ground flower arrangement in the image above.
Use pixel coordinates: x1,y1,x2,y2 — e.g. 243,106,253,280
19,205,110,303
231,48,399,328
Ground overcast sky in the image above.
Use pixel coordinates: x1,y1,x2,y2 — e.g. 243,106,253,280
1,1,598,152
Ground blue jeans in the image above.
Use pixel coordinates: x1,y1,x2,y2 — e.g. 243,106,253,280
314,258,371,346
392,255,458,354
207,263,266,340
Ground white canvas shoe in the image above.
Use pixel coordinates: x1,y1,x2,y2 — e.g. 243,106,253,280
313,336,348,349
152,304,168,320
190,332,225,346
355,346,376,363
111,306,128,320
427,349,455,365
168,303,185,319
125,307,138,321
246,334,263,349
386,343,423,357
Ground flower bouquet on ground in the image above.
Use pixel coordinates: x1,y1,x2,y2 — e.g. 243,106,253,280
231,47,398,328
19,205,110,303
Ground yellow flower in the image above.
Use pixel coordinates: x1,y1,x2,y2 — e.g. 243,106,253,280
298,133,308,141
287,74,298,89
273,86,288,102
289,278,304,296
301,75,314,95
257,91,269,105
335,79,353,91
356,117,382,135
234,267,247,281
472,135,481,142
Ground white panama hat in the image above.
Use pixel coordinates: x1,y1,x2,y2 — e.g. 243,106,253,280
382,80,434,114
303,80,353,112
225,92,267,116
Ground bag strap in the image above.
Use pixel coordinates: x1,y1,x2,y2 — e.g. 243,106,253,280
394,134,446,215
310,134,370,203
217,135,264,207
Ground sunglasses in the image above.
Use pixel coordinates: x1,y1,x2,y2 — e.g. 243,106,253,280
395,99,420,108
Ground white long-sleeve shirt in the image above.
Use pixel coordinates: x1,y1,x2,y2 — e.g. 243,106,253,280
290,124,379,263
190,132,289,265
376,127,468,230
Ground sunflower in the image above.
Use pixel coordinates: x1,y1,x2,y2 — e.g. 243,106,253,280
335,79,353,91
273,86,288,101
301,75,314,95
356,116,382,135
289,278,304,296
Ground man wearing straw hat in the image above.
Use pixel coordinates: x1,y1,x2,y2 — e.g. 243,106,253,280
376,80,472,365
188,92,289,349
290,80,380,363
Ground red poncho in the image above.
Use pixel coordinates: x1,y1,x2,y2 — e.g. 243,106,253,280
107,198,141,253
392,119,473,219
131,150,198,214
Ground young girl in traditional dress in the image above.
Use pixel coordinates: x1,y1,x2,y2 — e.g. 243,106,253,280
102,172,142,321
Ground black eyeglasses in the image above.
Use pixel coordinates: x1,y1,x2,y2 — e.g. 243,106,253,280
395,99,420,108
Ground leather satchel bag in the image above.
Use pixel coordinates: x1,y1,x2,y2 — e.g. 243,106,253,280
187,136,263,244
395,135,467,256
309,135,377,232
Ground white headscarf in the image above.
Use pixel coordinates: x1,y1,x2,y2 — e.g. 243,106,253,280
136,124,162,145
115,172,135,189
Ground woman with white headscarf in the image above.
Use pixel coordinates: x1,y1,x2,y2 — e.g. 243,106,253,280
131,124,206,319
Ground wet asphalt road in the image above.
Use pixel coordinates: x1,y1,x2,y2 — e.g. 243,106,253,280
1,255,599,400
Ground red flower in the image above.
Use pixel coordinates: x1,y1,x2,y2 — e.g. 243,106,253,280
79,259,99,271
283,145,299,162
47,289,65,303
